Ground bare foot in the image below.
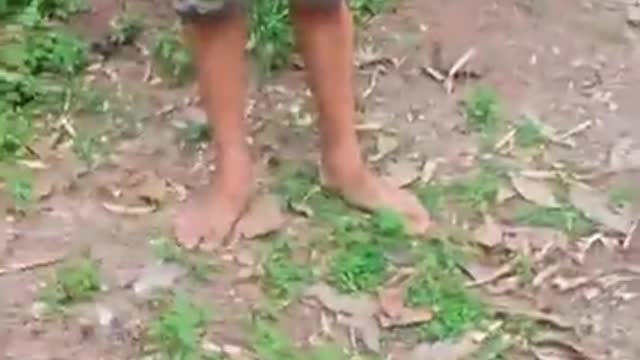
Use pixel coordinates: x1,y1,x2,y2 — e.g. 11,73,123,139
174,166,253,250
322,164,431,234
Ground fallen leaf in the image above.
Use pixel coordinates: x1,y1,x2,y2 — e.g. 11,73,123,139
490,297,573,330
609,137,640,172
510,173,559,208
569,182,633,233
304,283,380,352
133,263,187,297
473,215,504,248
384,160,420,188
420,158,441,183
234,194,286,239
410,330,487,360
370,134,399,162
102,201,156,215
377,287,433,328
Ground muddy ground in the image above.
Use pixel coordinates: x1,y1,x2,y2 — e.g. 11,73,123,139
2,0,640,359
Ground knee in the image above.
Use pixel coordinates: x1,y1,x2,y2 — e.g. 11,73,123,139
174,0,245,22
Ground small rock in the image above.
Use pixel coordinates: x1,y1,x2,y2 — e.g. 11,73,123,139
96,305,115,327
628,5,640,27
133,263,187,297
30,302,47,319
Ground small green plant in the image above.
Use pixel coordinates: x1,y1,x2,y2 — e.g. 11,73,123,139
151,236,216,281
251,318,301,360
41,256,101,308
6,173,33,209
447,170,501,214
25,29,88,75
153,26,194,85
110,13,144,46
329,241,388,293
351,0,390,23
72,134,102,168
261,238,311,302
416,183,446,218
513,204,595,237
0,107,32,160
407,241,486,341
183,121,211,144
464,86,501,134
514,117,545,148
148,293,211,360
249,0,294,73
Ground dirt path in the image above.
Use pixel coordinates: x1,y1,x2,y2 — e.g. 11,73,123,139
2,1,640,359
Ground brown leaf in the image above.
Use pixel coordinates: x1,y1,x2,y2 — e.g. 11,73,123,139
473,215,504,248
569,182,633,233
234,194,286,239
384,160,420,188
377,287,433,328
410,331,487,360
510,173,559,208
304,283,380,352
102,201,156,216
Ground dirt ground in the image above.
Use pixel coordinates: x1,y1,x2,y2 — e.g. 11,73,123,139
2,0,640,359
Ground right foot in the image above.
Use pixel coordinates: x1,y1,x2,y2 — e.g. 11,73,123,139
174,165,253,250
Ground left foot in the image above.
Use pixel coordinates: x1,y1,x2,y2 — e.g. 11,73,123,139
321,162,431,235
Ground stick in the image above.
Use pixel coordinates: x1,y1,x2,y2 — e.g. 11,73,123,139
445,48,476,93
0,255,65,277
362,67,382,100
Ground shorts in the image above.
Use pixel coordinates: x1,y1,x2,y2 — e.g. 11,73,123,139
174,0,342,19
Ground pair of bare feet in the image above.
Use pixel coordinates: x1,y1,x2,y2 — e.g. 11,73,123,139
174,154,431,250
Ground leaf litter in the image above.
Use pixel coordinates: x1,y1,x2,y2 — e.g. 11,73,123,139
377,285,434,328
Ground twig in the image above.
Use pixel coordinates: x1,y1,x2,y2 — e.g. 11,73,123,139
423,66,446,82
494,129,517,151
557,120,592,141
0,255,65,277
362,67,382,100
466,257,519,288
445,48,476,93
58,90,76,138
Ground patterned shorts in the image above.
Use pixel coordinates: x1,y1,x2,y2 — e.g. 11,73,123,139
174,0,342,19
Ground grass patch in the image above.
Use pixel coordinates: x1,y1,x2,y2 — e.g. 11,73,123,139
407,241,486,341
464,86,501,135
150,236,216,281
41,256,101,310
513,203,595,237
261,238,312,302
514,117,545,148
152,25,195,86
147,292,213,360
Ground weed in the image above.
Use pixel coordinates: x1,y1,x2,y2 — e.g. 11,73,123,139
41,256,101,309
72,134,102,168
183,121,211,144
110,13,144,46
513,255,535,283
5,173,33,210
514,117,545,148
25,29,88,75
151,236,216,281
513,203,595,237
153,25,194,85
407,241,486,341
464,86,501,134
351,0,390,23
251,318,301,360
148,292,211,360
248,0,293,73
0,107,32,160
447,169,501,214
329,241,388,293
261,238,311,302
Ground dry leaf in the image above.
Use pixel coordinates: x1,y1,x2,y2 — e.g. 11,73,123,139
569,182,633,233
473,215,503,248
377,287,433,328
370,134,399,162
420,158,441,183
410,330,486,360
384,160,420,188
102,201,156,215
304,283,380,352
491,298,573,330
234,194,285,240
609,137,640,172
510,173,559,208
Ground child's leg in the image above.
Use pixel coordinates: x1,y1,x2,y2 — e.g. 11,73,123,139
174,3,254,249
291,0,431,233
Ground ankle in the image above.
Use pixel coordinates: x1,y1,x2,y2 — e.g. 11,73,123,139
321,152,367,185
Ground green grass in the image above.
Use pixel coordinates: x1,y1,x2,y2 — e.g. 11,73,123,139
41,256,101,309
514,117,545,148
151,236,216,281
513,203,595,237
406,241,486,341
3,171,34,210
464,86,501,135
147,292,212,360
153,25,195,85
261,238,312,302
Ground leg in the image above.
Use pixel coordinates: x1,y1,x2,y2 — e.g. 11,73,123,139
174,7,254,249
291,1,431,233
